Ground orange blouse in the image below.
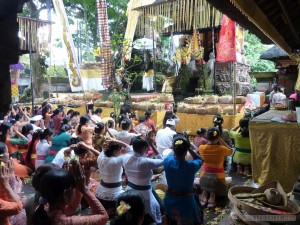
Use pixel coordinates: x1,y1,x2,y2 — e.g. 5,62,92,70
199,144,231,183
0,197,22,225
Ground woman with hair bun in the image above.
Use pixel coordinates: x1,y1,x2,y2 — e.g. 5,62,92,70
110,190,145,225
123,135,164,224
164,134,203,225
45,124,72,164
31,161,108,225
230,118,251,176
76,116,95,147
96,139,132,217
212,114,232,147
35,129,54,169
198,127,232,208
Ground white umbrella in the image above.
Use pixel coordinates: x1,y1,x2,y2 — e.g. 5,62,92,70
133,38,156,50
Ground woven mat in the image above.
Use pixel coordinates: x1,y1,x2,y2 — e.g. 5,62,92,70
254,110,288,120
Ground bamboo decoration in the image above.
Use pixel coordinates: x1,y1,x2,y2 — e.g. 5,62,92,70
133,0,222,36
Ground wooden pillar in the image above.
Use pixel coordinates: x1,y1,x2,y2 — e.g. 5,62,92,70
0,64,12,119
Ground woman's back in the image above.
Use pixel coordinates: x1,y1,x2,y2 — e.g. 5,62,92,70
199,145,231,168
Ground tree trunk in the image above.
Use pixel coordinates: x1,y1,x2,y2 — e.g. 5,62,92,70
26,0,43,98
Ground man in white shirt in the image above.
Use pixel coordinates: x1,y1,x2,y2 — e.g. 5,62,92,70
30,115,44,131
105,119,119,137
155,119,177,154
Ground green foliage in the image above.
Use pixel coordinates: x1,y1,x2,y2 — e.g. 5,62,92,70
47,65,67,77
244,31,276,72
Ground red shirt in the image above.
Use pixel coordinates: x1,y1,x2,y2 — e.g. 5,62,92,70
53,115,63,134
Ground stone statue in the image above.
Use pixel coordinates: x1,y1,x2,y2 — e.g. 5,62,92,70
206,52,215,89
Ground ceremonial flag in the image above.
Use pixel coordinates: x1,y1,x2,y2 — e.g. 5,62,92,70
216,15,236,62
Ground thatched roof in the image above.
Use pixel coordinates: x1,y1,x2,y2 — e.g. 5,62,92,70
133,0,168,10
260,45,289,60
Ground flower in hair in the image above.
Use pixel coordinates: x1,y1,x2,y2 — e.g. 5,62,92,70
213,131,217,136
175,140,183,145
213,118,217,122
117,201,131,216
121,120,127,124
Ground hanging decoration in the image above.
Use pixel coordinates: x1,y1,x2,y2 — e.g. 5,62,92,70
52,0,82,92
97,0,112,89
135,0,222,36
216,15,236,62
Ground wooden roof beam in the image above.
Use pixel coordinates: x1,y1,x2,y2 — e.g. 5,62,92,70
231,0,292,55
277,0,300,44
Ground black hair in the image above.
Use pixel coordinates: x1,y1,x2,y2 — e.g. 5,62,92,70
26,129,43,163
50,108,60,119
94,122,105,134
121,119,132,131
77,116,90,135
32,170,75,225
15,113,23,122
104,144,122,157
0,122,12,143
146,61,153,72
172,134,190,158
40,128,54,140
197,128,206,136
239,118,250,138
139,116,146,123
0,142,7,155
110,112,116,119
163,110,174,127
128,112,136,119
70,111,80,119
62,117,70,126
206,127,220,141
66,109,74,116
107,120,114,128
110,190,145,225
21,123,34,136
94,108,103,114
32,164,59,191
130,135,148,152
70,137,83,145
144,110,152,119
213,114,224,136
42,105,51,120
120,103,131,115
41,101,48,108
118,114,127,128
58,124,72,136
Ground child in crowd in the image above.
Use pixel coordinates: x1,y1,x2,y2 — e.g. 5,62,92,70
110,190,145,225
193,128,207,148
199,127,232,208
230,118,251,176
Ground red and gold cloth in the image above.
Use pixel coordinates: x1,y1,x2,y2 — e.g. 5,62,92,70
216,15,236,62
97,0,112,89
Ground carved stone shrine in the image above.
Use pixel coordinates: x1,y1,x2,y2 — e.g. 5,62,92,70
214,62,253,96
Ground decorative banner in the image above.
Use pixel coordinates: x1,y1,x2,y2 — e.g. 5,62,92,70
10,69,20,98
216,15,236,62
52,0,82,92
97,0,112,89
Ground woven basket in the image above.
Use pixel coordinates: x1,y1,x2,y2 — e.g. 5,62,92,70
228,185,300,220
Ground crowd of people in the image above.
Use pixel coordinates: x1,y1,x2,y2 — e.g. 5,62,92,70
0,101,252,225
